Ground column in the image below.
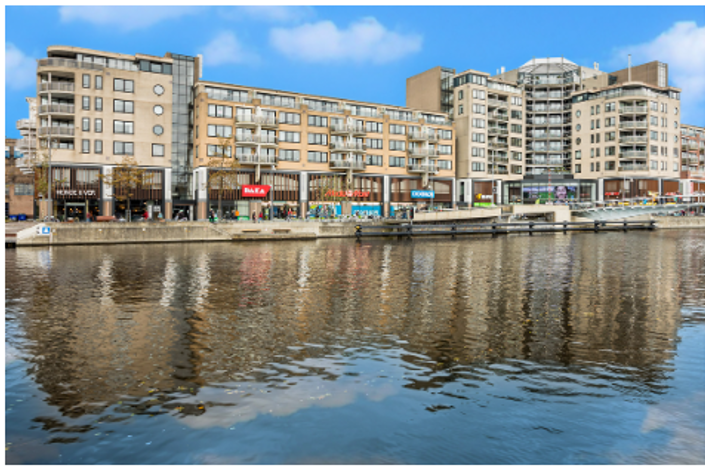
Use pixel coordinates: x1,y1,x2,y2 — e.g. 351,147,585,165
299,171,308,219
102,166,114,217
598,178,605,202
495,179,502,205
194,167,208,221
383,175,390,217
164,167,172,220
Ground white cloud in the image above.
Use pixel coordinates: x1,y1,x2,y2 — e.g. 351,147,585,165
270,17,423,65
615,21,705,124
238,6,314,23
200,31,260,67
5,43,36,90
58,6,204,31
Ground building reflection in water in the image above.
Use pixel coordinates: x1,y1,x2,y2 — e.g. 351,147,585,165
6,231,703,429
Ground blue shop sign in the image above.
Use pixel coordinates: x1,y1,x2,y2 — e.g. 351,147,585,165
411,190,435,199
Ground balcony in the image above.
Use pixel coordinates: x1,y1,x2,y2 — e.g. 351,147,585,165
408,147,440,157
330,141,366,153
237,154,277,165
329,160,366,171
487,98,508,108
38,58,105,71
682,154,700,165
39,82,75,94
619,106,648,115
488,127,509,135
408,131,439,142
488,142,508,149
619,136,648,144
407,163,438,174
619,150,648,159
38,127,75,137
489,155,509,164
39,103,75,115
235,114,278,127
235,134,277,146
488,113,508,122
488,167,509,175
619,164,648,172
330,123,366,137
529,158,565,166
16,119,36,130
619,121,648,129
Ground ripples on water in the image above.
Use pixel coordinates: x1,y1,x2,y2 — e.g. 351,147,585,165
5,230,705,464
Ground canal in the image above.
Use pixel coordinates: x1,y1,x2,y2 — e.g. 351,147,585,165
5,231,705,464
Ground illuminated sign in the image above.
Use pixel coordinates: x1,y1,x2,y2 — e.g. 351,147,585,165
242,185,271,197
325,190,370,198
56,189,97,196
411,190,435,199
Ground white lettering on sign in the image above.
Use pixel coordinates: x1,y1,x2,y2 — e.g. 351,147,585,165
56,189,97,196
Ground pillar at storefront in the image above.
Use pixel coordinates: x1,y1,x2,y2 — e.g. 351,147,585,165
598,178,605,201
194,167,208,221
299,171,308,219
383,175,390,217
102,166,114,216
164,168,172,220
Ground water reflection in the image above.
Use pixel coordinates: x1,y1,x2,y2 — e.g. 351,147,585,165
5,230,705,463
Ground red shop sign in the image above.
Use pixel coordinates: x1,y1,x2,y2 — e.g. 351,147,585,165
242,185,271,197
325,190,370,198
605,192,620,196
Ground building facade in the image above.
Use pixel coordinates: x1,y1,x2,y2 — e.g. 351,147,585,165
680,124,705,197
5,138,35,218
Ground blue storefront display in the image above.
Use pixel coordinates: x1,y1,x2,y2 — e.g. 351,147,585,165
411,190,435,199
351,205,382,217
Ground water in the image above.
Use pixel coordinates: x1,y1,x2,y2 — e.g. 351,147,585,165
5,230,705,464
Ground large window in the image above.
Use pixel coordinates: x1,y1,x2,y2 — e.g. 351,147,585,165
279,149,300,162
472,133,485,143
365,121,383,133
95,118,102,133
438,160,452,170
114,120,134,134
113,141,134,155
439,129,452,140
14,184,33,195
279,131,300,143
207,125,233,138
82,139,90,153
472,147,485,158
439,145,452,155
367,138,383,150
208,104,233,118
390,124,406,135
114,100,134,113
114,78,134,93
207,145,232,157
95,140,103,154
95,75,103,90
95,97,103,111
390,140,406,151
389,156,405,167
82,96,90,110
307,151,328,163
472,162,485,171
83,74,90,88
511,110,522,120
152,144,165,157
366,155,383,166
308,133,328,145
279,112,301,125
82,118,90,132
308,115,328,127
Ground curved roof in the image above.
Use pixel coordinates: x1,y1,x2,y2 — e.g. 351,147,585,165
519,57,579,74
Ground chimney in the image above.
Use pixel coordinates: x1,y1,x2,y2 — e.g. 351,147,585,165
628,54,632,82
500,66,505,74
594,62,599,71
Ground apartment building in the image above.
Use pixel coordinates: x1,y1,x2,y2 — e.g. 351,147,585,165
571,82,682,199
5,138,35,218
192,82,455,219
33,46,200,220
680,124,705,196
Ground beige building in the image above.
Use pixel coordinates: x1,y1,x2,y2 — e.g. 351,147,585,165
192,81,455,219
680,124,705,196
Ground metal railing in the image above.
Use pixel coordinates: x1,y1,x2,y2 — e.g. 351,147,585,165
488,113,509,121
38,127,75,136
408,147,439,157
235,134,277,145
619,106,648,114
408,131,439,142
618,164,648,171
16,119,36,130
619,121,648,129
330,141,366,152
406,164,438,174
488,127,509,135
39,104,75,114
237,154,277,164
620,150,648,158
39,82,75,93
620,136,648,144
488,142,508,149
330,160,366,170
38,58,105,71
330,123,366,135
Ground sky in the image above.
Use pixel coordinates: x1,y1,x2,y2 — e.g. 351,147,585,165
5,5,705,139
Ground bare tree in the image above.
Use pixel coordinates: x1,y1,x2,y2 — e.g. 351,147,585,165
206,136,240,218
99,156,151,222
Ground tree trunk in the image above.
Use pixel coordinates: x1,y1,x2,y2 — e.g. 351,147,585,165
127,197,131,222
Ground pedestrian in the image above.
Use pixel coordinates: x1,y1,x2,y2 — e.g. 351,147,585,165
259,211,264,223
235,209,239,222
143,210,149,221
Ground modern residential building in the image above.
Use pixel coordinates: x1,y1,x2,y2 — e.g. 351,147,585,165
5,138,35,218
680,124,705,196
407,57,684,204
26,46,454,221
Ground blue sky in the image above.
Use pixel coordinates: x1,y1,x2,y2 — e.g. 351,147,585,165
5,6,705,139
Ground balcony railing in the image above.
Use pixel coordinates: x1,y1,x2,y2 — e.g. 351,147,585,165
529,158,565,166
39,82,75,93
237,154,277,165
488,127,509,135
329,160,366,170
619,121,648,129
235,114,278,127
488,113,508,121
38,58,105,71
488,168,509,175
330,123,366,136
407,164,438,174
38,127,75,137
16,119,36,130
487,99,508,108
408,131,439,142
619,106,648,114
489,155,509,164
619,150,648,158
619,164,649,171
408,147,439,157
235,134,277,145
488,142,508,149
619,136,648,144
330,141,366,152
39,104,75,115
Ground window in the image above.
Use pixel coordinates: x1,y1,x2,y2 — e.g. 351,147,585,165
390,124,406,135
674,135,678,143
472,104,486,114
458,90,464,100
82,139,90,153
95,97,103,111
365,121,383,133
511,124,522,133
95,75,103,90
606,161,615,170
308,133,328,145
591,106,595,116
511,165,523,175
207,145,232,157
439,129,452,140
14,184,33,195
83,74,90,88
472,118,486,128
439,145,452,155
472,162,485,172
510,138,522,147
674,162,679,171
279,149,300,162
94,140,102,154
279,112,301,125
575,164,581,173
596,162,600,171
308,115,328,127
606,131,616,142
152,144,165,157
651,101,658,111
511,110,522,120
605,102,615,112
651,131,658,141
82,96,90,110
95,118,102,133
591,120,595,130
114,100,134,113
438,160,452,170
576,110,581,118
651,161,658,170
511,97,523,106
366,155,383,166
596,105,601,115
458,105,464,115
591,148,595,158
511,151,522,161
596,148,601,157
114,78,134,93
113,120,134,134
307,151,328,163
472,133,485,143
590,162,594,172
207,125,233,138
674,121,678,129
472,89,486,100
605,117,615,127
389,156,405,167
153,84,164,95
606,146,616,156
153,125,164,136
82,118,90,132
367,138,383,150
576,124,581,131
575,150,582,159
576,138,581,145
390,140,406,151
279,131,300,143
472,147,485,158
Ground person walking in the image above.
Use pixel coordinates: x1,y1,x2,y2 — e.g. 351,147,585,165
259,211,264,223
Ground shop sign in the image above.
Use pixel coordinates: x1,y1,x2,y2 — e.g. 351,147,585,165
37,226,51,236
475,193,493,200
56,189,97,197
411,190,435,199
242,185,271,197
605,192,620,196
325,190,370,198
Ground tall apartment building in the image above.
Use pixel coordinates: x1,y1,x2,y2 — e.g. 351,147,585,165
5,138,35,218
680,124,705,195
27,46,454,220
408,57,683,204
